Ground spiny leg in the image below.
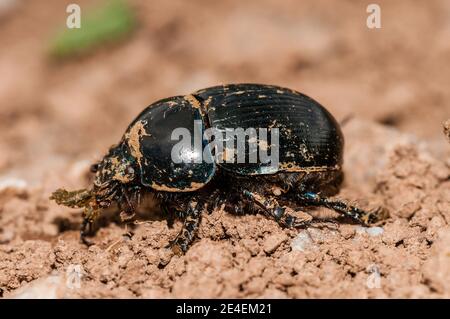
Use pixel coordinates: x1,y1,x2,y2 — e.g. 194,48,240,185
80,205,102,246
118,186,137,221
295,192,374,225
242,190,312,228
80,217,92,246
49,188,98,246
170,200,204,255
161,203,176,228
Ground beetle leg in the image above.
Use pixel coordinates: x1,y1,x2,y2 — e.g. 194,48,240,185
80,217,93,246
210,189,224,213
242,190,312,228
295,192,372,225
118,186,136,221
161,203,177,228
80,205,100,246
170,200,204,255
50,188,93,209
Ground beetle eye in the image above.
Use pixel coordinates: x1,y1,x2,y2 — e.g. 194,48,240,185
90,163,99,173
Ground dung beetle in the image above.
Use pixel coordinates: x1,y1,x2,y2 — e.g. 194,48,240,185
51,84,381,253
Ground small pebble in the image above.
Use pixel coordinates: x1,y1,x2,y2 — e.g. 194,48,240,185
159,248,174,266
291,231,315,252
355,226,384,237
366,227,384,237
263,233,287,254
6,275,62,299
355,226,367,235
0,229,15,244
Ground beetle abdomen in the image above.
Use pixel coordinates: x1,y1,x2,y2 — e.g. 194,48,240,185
195,84,344,175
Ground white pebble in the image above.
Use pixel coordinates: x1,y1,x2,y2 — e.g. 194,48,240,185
6,275,62,299
0,178,27,192
355,226,384,237
355,226,367,235
366,227,384,237
291,231,315,252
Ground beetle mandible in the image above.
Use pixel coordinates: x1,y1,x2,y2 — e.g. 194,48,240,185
51,83,381,253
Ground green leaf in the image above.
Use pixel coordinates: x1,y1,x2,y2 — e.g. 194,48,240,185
49,0,135,58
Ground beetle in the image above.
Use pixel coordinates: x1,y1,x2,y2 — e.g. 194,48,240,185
51,83,381,253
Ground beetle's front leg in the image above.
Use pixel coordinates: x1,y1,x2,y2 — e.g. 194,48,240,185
295,192,377,225
170,200,204,255
80,217,93,246
80,205,101,246
242,190,312,228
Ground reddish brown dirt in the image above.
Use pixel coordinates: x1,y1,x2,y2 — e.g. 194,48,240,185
0,0,449,298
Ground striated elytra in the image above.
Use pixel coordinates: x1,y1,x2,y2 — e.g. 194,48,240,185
51,83,383,253
126,83,344,191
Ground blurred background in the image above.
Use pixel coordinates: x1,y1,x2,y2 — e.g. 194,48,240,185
0,0,449,183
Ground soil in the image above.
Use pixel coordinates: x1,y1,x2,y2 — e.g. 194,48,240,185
1,0,449,298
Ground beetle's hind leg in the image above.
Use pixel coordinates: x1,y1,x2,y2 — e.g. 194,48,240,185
170,200,205,255
242,190,313,228
294,192,376,225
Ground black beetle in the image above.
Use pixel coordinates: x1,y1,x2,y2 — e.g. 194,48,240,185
51,84,380,253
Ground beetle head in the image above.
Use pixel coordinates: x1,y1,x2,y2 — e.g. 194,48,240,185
90,144,137,206
50,144,137,216
93,154,135,186
92,145,136,185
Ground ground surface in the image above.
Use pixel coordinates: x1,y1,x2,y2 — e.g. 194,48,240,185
0,0,449,298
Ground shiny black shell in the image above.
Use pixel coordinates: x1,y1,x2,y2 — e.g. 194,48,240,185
122,96,216,192
195,84,344,175
121,84,344,192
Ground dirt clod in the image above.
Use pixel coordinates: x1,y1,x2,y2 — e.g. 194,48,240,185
263,233,288,254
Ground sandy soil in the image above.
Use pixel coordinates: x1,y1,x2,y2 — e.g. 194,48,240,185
0,0,449,298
